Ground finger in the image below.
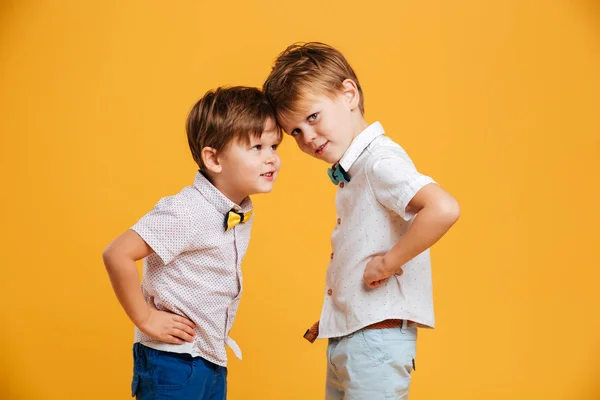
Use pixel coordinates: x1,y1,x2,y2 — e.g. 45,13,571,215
172,328,194,343
165,334,185,345
174,322,196,337
174,315,196,329
148,297,158,309
363,274,374,285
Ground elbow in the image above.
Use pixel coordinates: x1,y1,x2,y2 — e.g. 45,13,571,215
102,243,117,271
439,197,460,227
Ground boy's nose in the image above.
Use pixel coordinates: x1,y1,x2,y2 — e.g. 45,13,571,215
265,153,278,165
302,130,317,145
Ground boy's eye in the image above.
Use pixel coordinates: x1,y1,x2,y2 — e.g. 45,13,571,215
271,144,280,150
290,129,300,137
252,144,262,150
307,113,318,122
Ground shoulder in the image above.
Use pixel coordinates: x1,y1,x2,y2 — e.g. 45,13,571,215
365,136,416,176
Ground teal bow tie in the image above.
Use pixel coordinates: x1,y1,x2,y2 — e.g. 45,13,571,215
327,163,351,185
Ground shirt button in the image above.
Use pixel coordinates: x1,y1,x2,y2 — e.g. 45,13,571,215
339,182,345,188
337,218,341,225
330,252,334,260
327,289,333,296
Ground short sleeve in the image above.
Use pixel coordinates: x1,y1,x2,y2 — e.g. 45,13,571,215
131,195,192,265
366,156,435,221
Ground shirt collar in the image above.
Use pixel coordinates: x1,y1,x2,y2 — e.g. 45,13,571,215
338,121,385,172
193,171,252,214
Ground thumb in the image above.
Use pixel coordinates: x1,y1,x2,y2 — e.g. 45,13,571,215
148,297,158,310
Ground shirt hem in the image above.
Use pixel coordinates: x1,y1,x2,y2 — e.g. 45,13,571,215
138,340,227,367
317,317,435,339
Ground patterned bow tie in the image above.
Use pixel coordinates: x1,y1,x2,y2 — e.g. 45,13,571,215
327,163,351,185
224,209,252,232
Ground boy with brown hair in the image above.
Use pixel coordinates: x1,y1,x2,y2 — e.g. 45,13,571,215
103,86,282,399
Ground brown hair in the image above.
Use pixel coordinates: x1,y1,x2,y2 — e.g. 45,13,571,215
186,86,280,172
263,42,364,118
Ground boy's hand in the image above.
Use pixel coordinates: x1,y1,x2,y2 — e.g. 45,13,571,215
363,255,403,289
303,320,320,343
138,299,196,344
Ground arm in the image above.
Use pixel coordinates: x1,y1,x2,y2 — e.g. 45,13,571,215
364,183,460,288
103,229,196,343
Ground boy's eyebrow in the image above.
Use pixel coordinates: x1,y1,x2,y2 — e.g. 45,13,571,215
277,117,296,134
282,109,310,130
286,125,299,135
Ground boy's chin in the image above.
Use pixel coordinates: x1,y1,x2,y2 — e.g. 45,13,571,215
249,185,276,195
305,149,342,164
319,154,341,165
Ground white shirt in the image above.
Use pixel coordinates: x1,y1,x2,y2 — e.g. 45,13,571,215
318,122,437,339
131,171,252,366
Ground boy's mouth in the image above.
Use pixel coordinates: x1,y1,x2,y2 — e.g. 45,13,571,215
260,171,276,179
315,141,329,155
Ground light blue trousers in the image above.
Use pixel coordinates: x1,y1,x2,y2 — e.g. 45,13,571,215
325,322,417,400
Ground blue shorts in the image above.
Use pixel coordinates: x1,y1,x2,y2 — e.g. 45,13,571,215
325,323,417,400
132,343,227,400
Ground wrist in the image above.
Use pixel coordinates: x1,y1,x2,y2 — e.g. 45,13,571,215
132,306,152,329
382,254,402,275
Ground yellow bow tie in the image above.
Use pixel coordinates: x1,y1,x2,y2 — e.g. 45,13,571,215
224,209,253,231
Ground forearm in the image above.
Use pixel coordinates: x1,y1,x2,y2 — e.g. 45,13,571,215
103,254,150,327
382,202,459,273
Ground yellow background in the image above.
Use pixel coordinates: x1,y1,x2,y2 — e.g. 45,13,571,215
1,0,599,399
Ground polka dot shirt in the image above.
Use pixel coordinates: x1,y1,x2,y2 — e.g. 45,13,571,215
318,122,437,339
131,171,252,366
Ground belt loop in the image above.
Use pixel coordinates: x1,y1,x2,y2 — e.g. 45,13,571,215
401,319,408,331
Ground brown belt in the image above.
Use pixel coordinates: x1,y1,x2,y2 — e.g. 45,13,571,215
364,319,414,330
303,319,414,343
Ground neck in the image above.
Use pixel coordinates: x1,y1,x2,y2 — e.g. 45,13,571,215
203,171,246,206
334,115,369,164
351,115,370,141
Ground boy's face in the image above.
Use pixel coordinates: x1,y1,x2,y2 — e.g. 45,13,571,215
216,119,282,202
278,90,361,165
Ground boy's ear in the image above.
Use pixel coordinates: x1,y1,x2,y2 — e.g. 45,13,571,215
341,79,360,111
201,147,222,174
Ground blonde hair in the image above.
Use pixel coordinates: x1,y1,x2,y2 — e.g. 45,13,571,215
263,42,364,117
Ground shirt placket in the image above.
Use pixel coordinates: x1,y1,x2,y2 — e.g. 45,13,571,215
224,226,243,359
